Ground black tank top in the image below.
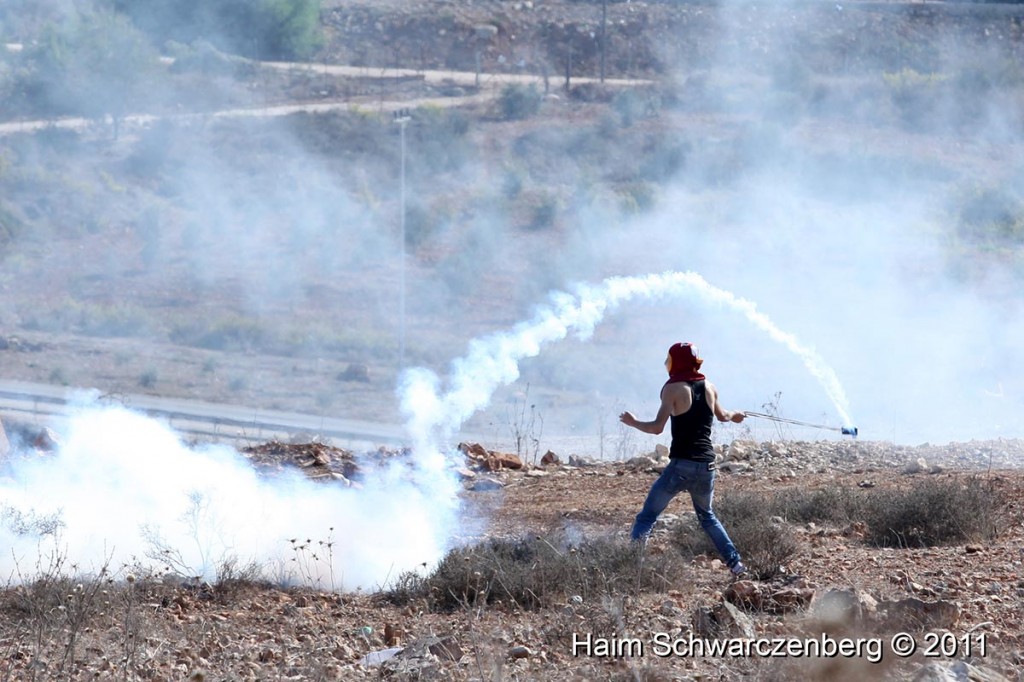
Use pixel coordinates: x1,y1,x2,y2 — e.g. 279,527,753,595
669,380,714,462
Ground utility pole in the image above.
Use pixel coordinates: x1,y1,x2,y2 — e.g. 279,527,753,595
393,108,411,371
600,0,608,83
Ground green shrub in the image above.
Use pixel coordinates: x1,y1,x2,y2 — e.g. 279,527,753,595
859,478,1003,548
774,485,865,526
953,187,1024,247
498,83,542,121
616,182,656,215
882,68,948,130
19,9,162,122
383,534,688,612
114,0,323,60
138,368,158,388
170,316,268,351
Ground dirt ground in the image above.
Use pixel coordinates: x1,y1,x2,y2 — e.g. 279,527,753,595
1,438,1022,681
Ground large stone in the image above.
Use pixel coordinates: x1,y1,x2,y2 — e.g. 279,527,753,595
766,587,815,614
812,588,878,626
458,442,523,471
726,440,757,461
474,24,499,40
724,580,765,610
903,457,928,474
881,597,960,631
692,600,755,640
470,478,503,492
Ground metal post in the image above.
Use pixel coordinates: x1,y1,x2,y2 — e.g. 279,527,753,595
600,0,607,83
394,109,411,371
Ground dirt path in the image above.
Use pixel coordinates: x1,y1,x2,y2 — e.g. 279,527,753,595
0,58,650,138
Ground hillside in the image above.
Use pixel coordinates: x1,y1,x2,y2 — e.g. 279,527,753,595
0,3,1024,680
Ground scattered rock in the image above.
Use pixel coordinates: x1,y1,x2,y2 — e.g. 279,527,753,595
384,623,405,647
358,647,402,667
474,24,498,40
540,450,560,466
626,456,657,470
766,587,815,613
720,461,750,473
241,441,360,482
724,580,765,610
459,442,524,471
726,440,757,461
567,454,595,467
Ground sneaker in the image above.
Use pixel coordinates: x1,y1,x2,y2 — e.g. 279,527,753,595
729,561,747,577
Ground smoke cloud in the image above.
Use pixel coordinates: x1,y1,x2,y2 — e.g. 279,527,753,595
0,403,459,589
2,0,1024,585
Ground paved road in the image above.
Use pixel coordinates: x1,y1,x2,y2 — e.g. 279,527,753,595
0,379,412,449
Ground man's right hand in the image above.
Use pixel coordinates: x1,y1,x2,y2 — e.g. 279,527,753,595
619,411,637,427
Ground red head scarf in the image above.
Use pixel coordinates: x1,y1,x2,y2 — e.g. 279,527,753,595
665,342,706,384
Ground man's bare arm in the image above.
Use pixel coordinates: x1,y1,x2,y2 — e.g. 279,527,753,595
708,382,745,423
619,384,689,434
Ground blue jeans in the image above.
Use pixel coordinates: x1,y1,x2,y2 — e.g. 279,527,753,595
631,458,741,568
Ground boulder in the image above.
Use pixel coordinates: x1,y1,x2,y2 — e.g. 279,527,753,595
812,588,878,626
692,600,755,640
881,597,960,631
726,440,757,461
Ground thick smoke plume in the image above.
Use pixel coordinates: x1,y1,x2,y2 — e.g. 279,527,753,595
0,404,458,589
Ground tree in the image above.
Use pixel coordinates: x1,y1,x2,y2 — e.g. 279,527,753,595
22,9,161,133
114,0,323,61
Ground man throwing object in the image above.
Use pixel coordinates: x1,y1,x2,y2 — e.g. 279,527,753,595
619,342,747,576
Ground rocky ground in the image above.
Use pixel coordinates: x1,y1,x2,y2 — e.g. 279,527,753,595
1,435,1022,681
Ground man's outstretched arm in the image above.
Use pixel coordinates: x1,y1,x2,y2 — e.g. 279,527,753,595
619,385,688,435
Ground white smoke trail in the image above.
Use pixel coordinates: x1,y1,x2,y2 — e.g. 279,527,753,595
0,270,846,589
400,270,853,455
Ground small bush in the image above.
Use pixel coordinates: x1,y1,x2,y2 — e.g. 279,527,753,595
527,191,560,231
953,187,1024,248
498,83,542,121
170,316,268,352
616,182,657,215
382,534,688,611
882,68,948,130
859,477,1003,548
673,492,800,581
774,485,865,526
